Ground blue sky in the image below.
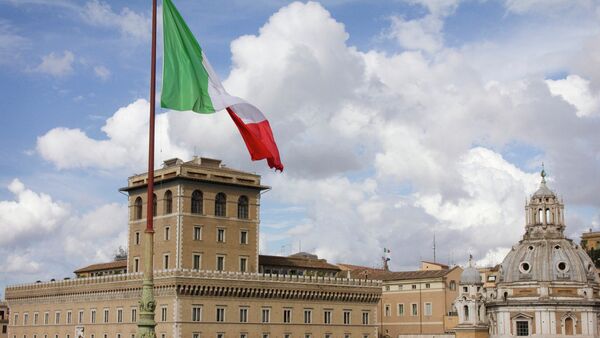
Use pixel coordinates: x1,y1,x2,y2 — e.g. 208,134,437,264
2,0,600,293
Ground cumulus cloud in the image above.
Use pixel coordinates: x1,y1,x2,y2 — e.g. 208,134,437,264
30,1,600,273
0,179,69,246
0,180,127,288
547,75,600,117
32,50,75,77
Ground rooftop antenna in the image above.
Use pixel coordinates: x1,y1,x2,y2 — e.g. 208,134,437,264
433,230,437,263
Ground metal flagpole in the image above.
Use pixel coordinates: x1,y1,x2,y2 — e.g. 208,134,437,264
137,0,158,337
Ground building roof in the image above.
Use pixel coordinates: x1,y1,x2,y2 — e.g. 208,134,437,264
339,263,459,281
421,260,449,269
259,255,341,271
74,260,127,274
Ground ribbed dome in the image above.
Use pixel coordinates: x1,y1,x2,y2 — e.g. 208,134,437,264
461,266,482,284
500,239,598,283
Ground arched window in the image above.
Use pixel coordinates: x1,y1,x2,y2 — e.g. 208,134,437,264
164,190,173,214
134,197,143,220
215,193,226,217
238,196,249,219
564,317,574,335
538,209,543,223
464,305,469,321
153,193,157,217
191,190,203,214
546,209,551,223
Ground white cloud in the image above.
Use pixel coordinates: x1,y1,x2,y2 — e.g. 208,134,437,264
387,14,444,53
93,65,111,80
0,179,69,246
81,0,150,42
29,1,600,273
547,75,600,117
33,50,75,77
0,180,127,287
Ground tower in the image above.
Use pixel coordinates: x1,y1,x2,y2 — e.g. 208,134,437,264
122,157,268,273
454,256,489,338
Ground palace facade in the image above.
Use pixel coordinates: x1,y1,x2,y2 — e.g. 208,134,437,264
5,157,382,338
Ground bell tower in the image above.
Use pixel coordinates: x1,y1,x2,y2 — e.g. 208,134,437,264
524,166,565,240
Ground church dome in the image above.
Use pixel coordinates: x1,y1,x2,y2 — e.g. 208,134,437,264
461,266,482,284
500,239,597,283
499,168,599,284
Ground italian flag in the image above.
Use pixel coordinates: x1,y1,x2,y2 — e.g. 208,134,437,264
161,0,283,171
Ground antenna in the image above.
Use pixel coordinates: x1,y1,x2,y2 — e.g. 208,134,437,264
433,230,437,263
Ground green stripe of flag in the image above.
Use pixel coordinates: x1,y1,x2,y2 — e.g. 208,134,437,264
161,0,215,113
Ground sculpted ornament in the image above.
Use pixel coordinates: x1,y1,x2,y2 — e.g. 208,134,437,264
139,298,156,313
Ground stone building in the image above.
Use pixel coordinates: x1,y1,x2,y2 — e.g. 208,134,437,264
455,171,600,338
342,261,462,337
5,158,382,338
1,301,8,338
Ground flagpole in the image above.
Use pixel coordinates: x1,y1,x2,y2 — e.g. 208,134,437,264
137,0,157,337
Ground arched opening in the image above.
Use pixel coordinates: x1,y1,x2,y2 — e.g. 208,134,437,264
546,209,551,223
152,194,157,217
464,305,469,321
164,190,173,214
237,195,249,219
538,209,543,223
215,192,226,217
191,190,203,214
564,317,574,335
134,197,143,220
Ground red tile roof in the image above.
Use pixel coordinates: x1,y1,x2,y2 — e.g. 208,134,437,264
74,260,127,274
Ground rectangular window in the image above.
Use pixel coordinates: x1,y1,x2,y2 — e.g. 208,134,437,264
90,310,96,324
34,313,39,325
55,312,60,325
239,308,248,323
424,303,432,316
103,309,109,323
216,308,225,322
134,258,140,273
193,254,202,270
323,310,332,324
283,309,292,323
425,283,430,288
412,284,417,290
384,304,391,317
411,304,418,316
516,321,529,336
163,254,169,269
117,309,123,323
44,312,49,325
397,304,404,316
161,307,167,322
78,311,83,324
262,334,269,338
240,334,247,338
135,232,140,245
131,308,137,323
216,256,225,271
325,335,331,338
216,334,224,338
67,311,72,324
343,311,351,325
240,231,248,244
23,313,28,325
304,310,312,324
164,227,170,241
261,308,270,323
217,228,225,242
192,306,202,322
284,334,291,338
193,226,202,240
2,327,6,334
14,314,18,325
239,257,247,273
362,312,369,325
193,334,200,338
